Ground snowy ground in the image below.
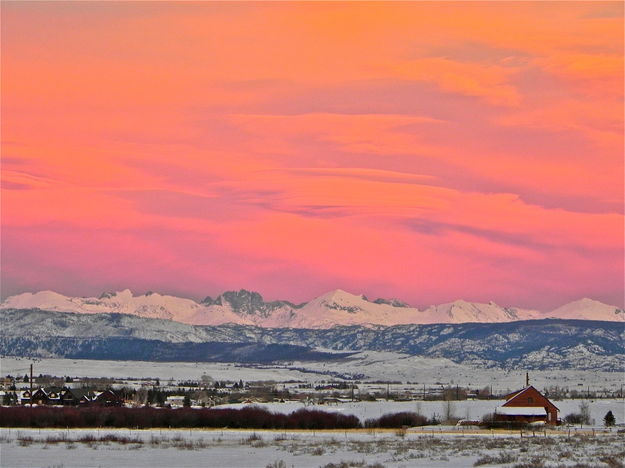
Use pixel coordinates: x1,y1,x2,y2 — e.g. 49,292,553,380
2,355,623,394
1,427,623,468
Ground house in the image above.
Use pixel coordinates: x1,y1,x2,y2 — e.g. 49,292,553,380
165,395,186,408
60,388,94,406
17,387,121,407
91,389,123,407
19,390,32,405
495,385,559,425
1,377,14,389
46,387,63,405
30,388,51,405
19,387,73,405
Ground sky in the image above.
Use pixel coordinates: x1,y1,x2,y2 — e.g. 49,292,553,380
1,1,623,310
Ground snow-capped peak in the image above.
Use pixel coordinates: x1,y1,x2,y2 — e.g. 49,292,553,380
1,290,71,310
547,298,624,322
1,289,622,328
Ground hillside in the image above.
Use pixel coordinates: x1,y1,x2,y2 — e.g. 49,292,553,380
1,309,623,371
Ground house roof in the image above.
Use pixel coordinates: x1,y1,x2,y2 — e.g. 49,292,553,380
93,390,121,400
496,406,547,416
63,388,93,400
503,385,559,411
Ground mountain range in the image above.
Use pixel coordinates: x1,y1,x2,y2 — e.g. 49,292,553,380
1,289,623,328
1,308,623,371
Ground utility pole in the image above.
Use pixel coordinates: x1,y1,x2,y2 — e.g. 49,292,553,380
30,363,33,407
526,372,529,387
386,383,389,401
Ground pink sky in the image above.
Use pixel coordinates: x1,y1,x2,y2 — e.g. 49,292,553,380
1,2,623,310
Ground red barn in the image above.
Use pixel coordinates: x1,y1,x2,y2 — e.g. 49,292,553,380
495,385,559,425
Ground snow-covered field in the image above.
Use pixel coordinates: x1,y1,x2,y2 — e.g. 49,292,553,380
1,427,623,468
3,356,624,394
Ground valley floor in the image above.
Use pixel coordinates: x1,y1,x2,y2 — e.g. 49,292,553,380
1,427,623,468
3,356,623,394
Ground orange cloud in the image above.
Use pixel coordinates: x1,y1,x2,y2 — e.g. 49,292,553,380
393,58,521,106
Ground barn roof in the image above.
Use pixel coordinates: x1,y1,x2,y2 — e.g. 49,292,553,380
495,406,547,416
504,386,529,400
503,385,559,411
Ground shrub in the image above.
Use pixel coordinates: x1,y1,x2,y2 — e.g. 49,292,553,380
564,413,583,425
479,414,528,430
474,453,517,466
604,410,616,427
600,456,624,468
0,406,361,430
365,411,428,428
266,461,286,468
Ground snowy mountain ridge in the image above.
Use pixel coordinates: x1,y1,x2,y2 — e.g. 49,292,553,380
1,308,623,371
1,288,623,328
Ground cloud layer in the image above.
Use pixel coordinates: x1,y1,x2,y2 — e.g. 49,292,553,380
1,2,623,309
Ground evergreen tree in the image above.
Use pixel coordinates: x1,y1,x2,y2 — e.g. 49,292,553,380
23,374,29,383
183,395,191,407
2,392,13,406
604,410,616,427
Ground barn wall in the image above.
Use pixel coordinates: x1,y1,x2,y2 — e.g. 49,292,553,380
503,387,558,424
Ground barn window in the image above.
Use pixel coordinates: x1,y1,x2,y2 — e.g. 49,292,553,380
528,397,533,403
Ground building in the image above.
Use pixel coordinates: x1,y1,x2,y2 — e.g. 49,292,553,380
60,388,94,406
0,377,14,390
165,395,186,408
28,388,60,405
495,385,559,425
18,387,121,407
91,389,123,407
19,390,32,405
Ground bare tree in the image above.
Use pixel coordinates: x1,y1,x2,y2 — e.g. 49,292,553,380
134,388,148,407
579,400,591,426
443,399,457,423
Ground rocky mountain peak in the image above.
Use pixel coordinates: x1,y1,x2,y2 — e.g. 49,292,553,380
202,289,303,318
372,297,410,308
1,288,623,327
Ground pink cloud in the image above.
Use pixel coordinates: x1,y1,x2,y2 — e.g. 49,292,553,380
1,2,622,310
